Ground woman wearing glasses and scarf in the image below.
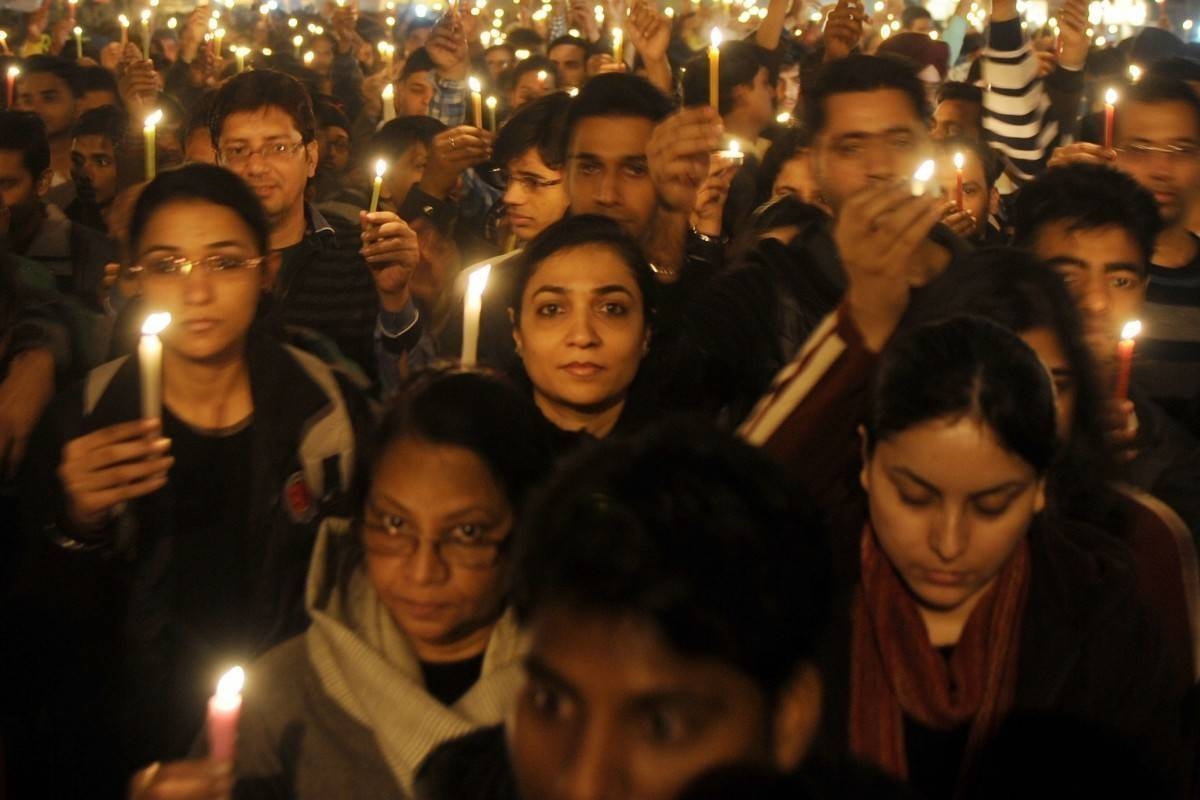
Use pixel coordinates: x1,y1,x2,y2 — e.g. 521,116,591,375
16,163,374,796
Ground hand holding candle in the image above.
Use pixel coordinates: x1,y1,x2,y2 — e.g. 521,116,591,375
207,666,244,762
1104,88,1118,151
708,27,721,109
370,158,387,213
138,312,171,420
1114,319,1141,400
953,151,965,211
461,264,492,366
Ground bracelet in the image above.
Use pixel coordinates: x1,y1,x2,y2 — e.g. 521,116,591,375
690,225,728,245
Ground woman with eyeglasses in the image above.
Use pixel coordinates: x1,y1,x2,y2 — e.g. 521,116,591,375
126,368,551,799
437,92,571,371
17,163,373,794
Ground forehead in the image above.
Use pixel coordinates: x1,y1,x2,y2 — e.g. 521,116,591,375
404,70,434,87
1031,220,1142,264
1120,99,1200,139
318,124,350,140
136,199,258,249
525,244,640,293
22,72,69,93
935,99,979,121
509,148,554,173
819,89,924,137
570,115,655,159
219,106,302,140
876,417,1036,483
0,150,32,178
72,134,115,154
549,43,585,61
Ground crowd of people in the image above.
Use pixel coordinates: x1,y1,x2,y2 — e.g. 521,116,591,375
2,0,1200,796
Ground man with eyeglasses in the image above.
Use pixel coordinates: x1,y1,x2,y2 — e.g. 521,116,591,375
1052,76,1200,437
209,70,420,383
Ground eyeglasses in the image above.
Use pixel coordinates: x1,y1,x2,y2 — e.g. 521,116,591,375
218,140,306,166
128,255,266,278
493,169,564,192
1115,143,1200,161
362,503,509,569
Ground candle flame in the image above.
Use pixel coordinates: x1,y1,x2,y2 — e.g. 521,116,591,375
375,158,388,178
293,35,303,47
119,13,130,26
144,109,163,128
710,27,722,48
467,264,492,301
141,311,171,336
776,111,791,124
140,9,151,21
1105,87,1118,105
468,75,482,92
729,140,741,155
303,50,314,64
1128,64,1141,82
567,86,579,97
536,69,547,83
953,151,965,169
73,25,82,36
612,26,622,44
215,666,245,702
381,82,393,98
215,27,225,38
485,95,497,109
913,159,935,182
7,66,19,79
514,48,531,60
1121,320,1142,340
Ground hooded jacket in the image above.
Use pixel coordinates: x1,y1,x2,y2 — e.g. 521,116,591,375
229,518,528,799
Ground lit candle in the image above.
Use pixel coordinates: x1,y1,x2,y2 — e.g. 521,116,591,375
1128,63,1141,83
119,14,130,47
485,95,497,131
5,66,17,108
303,50,314,67
381,83,395,122
73,26,83,59
910,159,936,196
0,31,8,55
468,75,483,128
1114,319,1141,400
67,0,77,24
776,111,791,125
1104,88,1117,151
953,151,965,211
207,667,244,762
377,40,393,70
708,28,722,109
370,158,387,213
214,27,225,57
293,34,303,59
612,26,623,65
143,109,162,180
235,46,247,72
461,264,492,366
140,10,152,59
138,312,171,420
715,138,743,166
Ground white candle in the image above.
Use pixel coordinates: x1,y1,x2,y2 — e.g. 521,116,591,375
468,76,483,128
381,83,395,122
207,666,244,762
461,264,492,366
138,312,171,420
910,159,936,196
140,9,152,59
370,158,387,213
143,109,162,180
485,96,497,131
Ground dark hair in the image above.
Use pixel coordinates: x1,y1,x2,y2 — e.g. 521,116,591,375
372,115,446,160
960,31,986,59
21,55,83,97
1147,56,1200,84
0,111,50,180
485,43,515,57
313,96,352,134
184,90,218,145
937,80,982,106
907,249,1116,512
805,54,928,136
493,90,570,169
209,69,317,146
70,104,128,143
509,421,831,697
510,214,658,326
75,65,118,99
511,55,558,90
939,135,999,188
1011,163,1162,273
756,126,814,201
400,46,435,80
505,26,545,51
1120,74,1200,135
349,367,553,527
867,316,1057,475
129,163,270,257
682,40,777,115
901,5,933,28
547,35,590,58
564,73,674,144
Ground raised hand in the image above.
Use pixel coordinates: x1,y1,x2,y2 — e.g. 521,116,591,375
823,0,864,63
426,9,469,79
647,105,723,213
1047,141,1116,169
420,125,493,198
59,419,173,533
360,211,421,310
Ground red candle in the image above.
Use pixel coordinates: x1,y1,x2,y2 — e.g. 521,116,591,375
1104,88,1118,151
207,666,244,762
6,67,18,108
953,151,965,212
1114,320,1141,400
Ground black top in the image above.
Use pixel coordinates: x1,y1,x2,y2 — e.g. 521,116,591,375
900,646,968,800
420,653,485,706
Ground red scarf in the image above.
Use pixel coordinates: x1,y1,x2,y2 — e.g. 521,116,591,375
849,523,1030,796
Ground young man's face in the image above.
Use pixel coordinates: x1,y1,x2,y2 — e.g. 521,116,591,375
486,47,515,80
509,609,798,800
316,124,352,173
1029,221,1146,366
0,149,48,240
1115,100,1200,229
934,149,989,237
217,106,317,224
399,71,435,117
311,37,335,77
16,72,78,140
70,133,118,206
511,69,555,112
503,147,569,242
811,88,930,214
733,67,776,134
567,115,658,242
549,43,588,89
932,99,982,142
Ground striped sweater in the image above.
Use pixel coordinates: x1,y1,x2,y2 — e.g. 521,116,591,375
1138,236,1200,437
